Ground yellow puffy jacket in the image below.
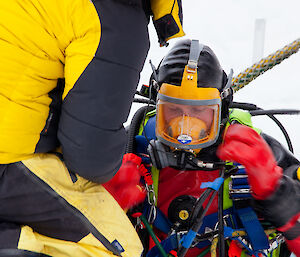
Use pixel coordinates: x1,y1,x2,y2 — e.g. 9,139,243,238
0,0,184,182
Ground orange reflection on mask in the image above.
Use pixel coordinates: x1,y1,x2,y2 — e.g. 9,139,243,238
163,103,214,131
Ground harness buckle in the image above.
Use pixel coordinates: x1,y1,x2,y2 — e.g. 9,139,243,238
228,180,252,200
221,87,232,99
177,230,188,247
187,60,197,73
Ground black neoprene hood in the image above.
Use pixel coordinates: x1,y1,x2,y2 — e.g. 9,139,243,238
157,39,225,91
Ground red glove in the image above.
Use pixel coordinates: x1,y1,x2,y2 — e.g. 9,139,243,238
217,124,283,200
218,124,300,255
103,153,146,210
285,237,300,256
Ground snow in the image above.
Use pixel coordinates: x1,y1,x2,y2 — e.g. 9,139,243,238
126,0,300,159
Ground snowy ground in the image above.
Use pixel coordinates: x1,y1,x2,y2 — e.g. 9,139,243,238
126,0,300,159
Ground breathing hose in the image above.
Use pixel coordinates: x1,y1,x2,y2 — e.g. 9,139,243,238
126,105,155,153
230,102,300,153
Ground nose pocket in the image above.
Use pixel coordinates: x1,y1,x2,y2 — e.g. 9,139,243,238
167,116,208,143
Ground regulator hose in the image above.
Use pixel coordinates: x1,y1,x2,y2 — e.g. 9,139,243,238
126,105,155,153
230,102,299,153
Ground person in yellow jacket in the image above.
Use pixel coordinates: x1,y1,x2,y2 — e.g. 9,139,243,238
0,0,184,256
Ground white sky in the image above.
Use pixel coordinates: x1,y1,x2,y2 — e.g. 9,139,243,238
127,0,300,158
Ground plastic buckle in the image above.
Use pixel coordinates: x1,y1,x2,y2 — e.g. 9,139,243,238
221,87,232,99
263,234,285,255
177,231,188,247
187,60,197,73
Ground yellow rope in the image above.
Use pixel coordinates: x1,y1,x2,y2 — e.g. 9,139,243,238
210,237,218,257
232,38,300,93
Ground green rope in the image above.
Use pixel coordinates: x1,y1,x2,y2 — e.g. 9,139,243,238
140,215,168,257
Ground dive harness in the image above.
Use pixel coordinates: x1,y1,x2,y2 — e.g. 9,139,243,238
126,106,292,257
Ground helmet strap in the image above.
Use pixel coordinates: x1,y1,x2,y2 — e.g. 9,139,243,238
221,69,234,99
187,40,203,72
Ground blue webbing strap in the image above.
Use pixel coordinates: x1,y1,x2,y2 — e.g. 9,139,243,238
146,234,178,257
235,207,269,251
144,195,270,254
180,230,197,248
142,204,172,235
200,177,224,191
145,208,237,256
152,208,172,234
231,165,270,251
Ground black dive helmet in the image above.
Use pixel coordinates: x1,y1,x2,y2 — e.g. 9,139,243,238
148,39,233,170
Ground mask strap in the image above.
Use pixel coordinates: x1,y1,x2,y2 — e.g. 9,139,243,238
187,40,204,72
221,69,234,99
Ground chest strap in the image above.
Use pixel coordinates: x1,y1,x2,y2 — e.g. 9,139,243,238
230,165,270,252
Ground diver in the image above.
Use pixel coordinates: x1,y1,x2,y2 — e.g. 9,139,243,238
107,39,300,257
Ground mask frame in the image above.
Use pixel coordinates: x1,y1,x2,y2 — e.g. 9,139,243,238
155,40,222,151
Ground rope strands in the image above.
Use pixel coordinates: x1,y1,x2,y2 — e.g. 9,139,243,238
232,38,300,92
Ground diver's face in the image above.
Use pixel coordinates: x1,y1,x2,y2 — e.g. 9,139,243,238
163,103,214,129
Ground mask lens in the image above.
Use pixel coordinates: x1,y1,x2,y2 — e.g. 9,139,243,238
167,115,208,144
156,100,220,149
